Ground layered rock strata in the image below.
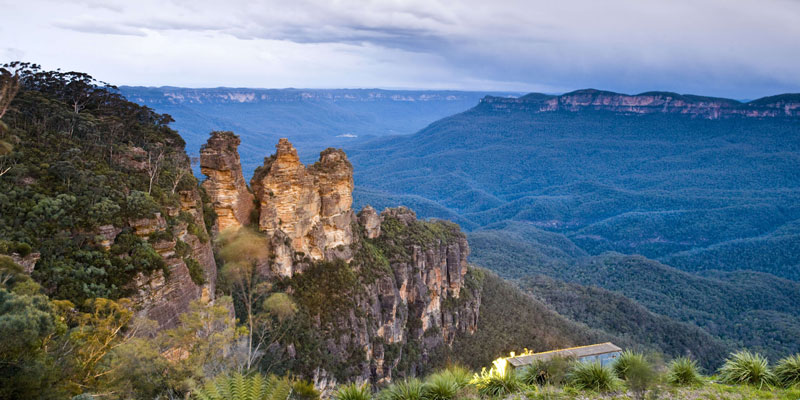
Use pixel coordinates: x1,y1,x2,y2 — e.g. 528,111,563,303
200,131,255,232
199,136,482,386
250,139,355,275
481,89,800,119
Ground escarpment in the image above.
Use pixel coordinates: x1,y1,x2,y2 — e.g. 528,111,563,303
120,149,218,329
200,131,255,232
481,89,800,119
201,136,482,386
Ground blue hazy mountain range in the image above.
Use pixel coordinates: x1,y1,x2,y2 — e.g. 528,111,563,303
119,86,520,175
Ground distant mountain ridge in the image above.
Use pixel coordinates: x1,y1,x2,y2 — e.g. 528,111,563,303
480,89,800,119
121,86,503,105
118,86,519,177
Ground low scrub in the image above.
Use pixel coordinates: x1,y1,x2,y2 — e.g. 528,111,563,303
775,354,800,388
567,361,621,392
613,350,647,380
333,383,371,400
471,367,523,398
519,356,573,386
717,350,775,388
378,378,424,400
666,357,703,386
194,372,293,400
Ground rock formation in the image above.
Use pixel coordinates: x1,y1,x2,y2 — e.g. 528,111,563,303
481,89,800,119
200,131,255,232
302,206,481,388
250,139,355,275
200,136,482,387
113,153,218,329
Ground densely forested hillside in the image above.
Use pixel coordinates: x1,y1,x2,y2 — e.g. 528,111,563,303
468,222,800,363
0,63,211,306
344,95,800,366
347,103,800,280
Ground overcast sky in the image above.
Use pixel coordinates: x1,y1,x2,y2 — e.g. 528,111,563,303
2,0,799,98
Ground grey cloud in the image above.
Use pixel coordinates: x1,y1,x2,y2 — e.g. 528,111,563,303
55,21,147,36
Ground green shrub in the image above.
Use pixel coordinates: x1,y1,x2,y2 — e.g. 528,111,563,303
520,357,573,386
470,364,523,398
666,357,703,386
333,383,371,400
184,257,205,285
194,372,293,400
622,355,658,400
423,372,460,400
613,350,646,380
775,354,800,388
567,361,621,392
717,350,775,388
291,379,320,400
378,378,424,400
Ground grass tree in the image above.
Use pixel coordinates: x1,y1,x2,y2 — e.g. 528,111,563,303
568,361,621,392
666,357,703,386
775,354,800,388
717,350,775,389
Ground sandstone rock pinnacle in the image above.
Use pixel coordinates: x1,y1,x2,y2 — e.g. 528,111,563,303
251,139,355,275
200,131,255,232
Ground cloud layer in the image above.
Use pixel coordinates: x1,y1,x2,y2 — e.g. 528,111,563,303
3,0,799,97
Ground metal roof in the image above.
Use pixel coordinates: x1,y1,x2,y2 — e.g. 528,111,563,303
506,342,622,367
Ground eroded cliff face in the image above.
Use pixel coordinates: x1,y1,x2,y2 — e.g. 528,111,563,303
250,139,355,276
288,206,482,390
130,188,217,328
200,131,255,232
481,89,800,119
199,136,482,387
120,148,217,329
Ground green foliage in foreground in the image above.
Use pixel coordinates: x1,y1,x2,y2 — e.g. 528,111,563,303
666,357,703,386
194,372,293,400
717,350,775,388
519,357,572,386
775,354,800,388
567,361,621,392
333,383,372,400
612,350,647,381
378,378,424,400
471,367,523,398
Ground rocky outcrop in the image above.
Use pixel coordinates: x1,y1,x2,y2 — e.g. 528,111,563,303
129,187,216,328
10,252,40,275
481,89,800,119
200,131,255,232
198,136,481,386
295,206,481,388
250,139,355,276
357,205,381,239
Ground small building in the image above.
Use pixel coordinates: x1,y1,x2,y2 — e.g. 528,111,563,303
506,342,623,370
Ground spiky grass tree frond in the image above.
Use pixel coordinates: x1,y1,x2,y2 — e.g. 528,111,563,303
666,357,703,386
568,361,621,392
194,372,293,400
717,350,775,388
470,366,523,398
775,354,800,388
520,360,548,386
520,357,573,386
613,350,647,380
378,378,424,400
333,383,371,400
439,365,472,388
423,372,461,400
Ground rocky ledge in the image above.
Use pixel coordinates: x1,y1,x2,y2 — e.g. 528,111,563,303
481,89,800,119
